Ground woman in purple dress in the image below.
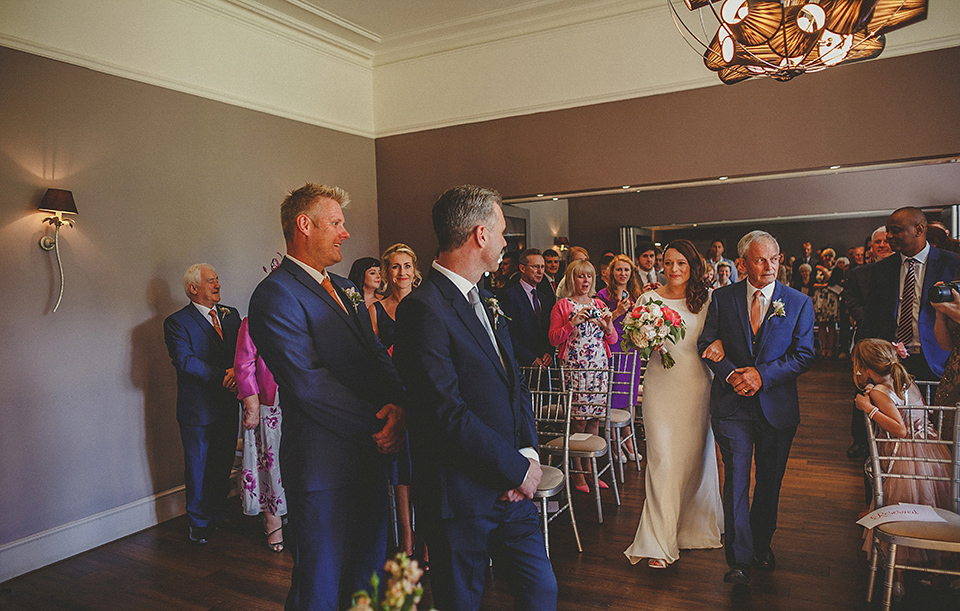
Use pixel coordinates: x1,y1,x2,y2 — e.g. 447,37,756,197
596,254,643,462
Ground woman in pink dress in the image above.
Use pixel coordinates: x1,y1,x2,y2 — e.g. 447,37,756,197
235,316,286,552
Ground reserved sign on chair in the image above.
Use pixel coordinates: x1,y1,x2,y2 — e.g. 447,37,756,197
857,503,947,528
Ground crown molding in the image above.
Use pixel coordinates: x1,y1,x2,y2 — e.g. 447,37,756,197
374,0,660,66
0,33,376,139
279,0,381,43
205,0,374,64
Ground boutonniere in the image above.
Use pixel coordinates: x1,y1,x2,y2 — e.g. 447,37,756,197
216,306,231,319
769,299,786,319
343,287,364,311
483,296,512,329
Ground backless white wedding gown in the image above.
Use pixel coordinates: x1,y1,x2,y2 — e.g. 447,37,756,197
624,291,723,565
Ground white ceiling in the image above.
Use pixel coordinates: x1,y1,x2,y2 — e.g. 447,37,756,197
237,0,652,63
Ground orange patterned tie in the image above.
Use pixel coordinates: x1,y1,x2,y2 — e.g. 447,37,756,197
750,290,764,335
209,309,223,339
321,275,348,313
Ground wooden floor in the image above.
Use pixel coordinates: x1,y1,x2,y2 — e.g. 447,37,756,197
2,360,958,610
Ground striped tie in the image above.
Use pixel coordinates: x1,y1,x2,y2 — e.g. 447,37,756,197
896,257,916,346
209,309,223,340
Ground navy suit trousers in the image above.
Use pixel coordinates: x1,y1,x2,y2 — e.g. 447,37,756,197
179,419,237,528
424,499,557,611
712,415,796,567
284,470,388,611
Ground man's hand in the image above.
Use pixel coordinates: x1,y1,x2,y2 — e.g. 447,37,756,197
222,368,237,393
701,339,725,362
372,403,406,454
500,457,543,502
730,366,762,396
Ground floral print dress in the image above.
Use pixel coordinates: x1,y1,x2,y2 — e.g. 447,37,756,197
560,299,610,418
241,403,286,517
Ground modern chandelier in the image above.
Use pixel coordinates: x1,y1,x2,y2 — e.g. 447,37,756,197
668,1,930,84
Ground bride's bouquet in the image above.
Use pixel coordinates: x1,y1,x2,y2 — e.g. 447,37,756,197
620,299,685,369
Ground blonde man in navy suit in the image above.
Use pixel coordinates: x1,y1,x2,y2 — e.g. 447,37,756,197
164,264,240,545
249,184,405,611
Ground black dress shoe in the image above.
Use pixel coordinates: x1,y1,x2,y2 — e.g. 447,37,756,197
188,526,210,545
753,548,776,571
723,565,751,587
846,442,867,459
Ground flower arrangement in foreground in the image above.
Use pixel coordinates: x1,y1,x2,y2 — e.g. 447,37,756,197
348,553,434,611
620,299,685,369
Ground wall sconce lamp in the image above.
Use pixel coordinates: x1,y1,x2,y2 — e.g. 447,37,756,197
553,236,569,253
38,188,78,312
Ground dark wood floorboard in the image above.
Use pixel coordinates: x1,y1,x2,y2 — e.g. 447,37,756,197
2,360,958,610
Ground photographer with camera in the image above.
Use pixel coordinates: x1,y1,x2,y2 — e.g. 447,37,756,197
860,207,960,382
931,279,960,426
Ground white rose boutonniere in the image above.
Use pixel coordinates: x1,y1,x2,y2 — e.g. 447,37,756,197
343,287,364,311
483,296,512,329
216,305,231,319
769,299,786,319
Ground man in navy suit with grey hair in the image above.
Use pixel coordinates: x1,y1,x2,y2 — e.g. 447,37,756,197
164,263,240,545
394,185,558,611
698,230,815,591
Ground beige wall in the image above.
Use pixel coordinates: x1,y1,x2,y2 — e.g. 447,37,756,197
0,46,378,569
375,47,960,261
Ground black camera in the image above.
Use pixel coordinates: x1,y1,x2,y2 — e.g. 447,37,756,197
929,281,960,303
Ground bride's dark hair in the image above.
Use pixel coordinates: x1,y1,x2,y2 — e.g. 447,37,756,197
664,239,709,314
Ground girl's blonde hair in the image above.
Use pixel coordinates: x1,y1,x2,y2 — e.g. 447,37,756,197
851,338,912,400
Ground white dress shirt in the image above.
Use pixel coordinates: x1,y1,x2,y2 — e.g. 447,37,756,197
286,254,346,310
192,302,219,329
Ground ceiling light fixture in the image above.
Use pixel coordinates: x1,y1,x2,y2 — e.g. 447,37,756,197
668,1,929,84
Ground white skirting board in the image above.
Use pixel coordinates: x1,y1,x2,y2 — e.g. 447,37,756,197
0,486,186,584
0,471,241,584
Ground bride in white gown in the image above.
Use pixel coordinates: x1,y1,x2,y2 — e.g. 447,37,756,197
624,239,723,568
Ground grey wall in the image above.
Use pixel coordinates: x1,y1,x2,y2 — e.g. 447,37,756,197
0,46,379,547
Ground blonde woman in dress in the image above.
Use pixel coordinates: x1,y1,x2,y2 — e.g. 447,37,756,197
624,239,723,569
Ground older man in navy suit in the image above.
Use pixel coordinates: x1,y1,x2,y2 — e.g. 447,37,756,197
164,263,240,545
500,248,556,369
393,185,558,611
860,207,960,382
248,183,405,611
698,231,815,591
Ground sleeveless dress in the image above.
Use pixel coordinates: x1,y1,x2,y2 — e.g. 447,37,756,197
862,383,952,564
558,298,610,418
624,291,723,565
372,300,411,485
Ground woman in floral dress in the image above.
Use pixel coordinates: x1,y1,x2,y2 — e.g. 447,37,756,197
549,259,619,492
235,315,286,552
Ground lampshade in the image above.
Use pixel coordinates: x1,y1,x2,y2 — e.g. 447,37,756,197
671,0,929,84
39,189,78,215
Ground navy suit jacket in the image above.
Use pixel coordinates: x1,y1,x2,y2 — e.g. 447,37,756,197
698,281,815,430
248,257,403,492
393,269,537,520
859,246,960,378
164,303,240,426
499,280,556,366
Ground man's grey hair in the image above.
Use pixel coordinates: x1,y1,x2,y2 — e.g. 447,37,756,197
872,225,888,240
432,185,502,252
737,230,780,258
182,263,214,299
